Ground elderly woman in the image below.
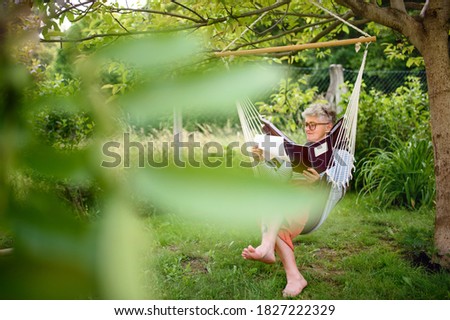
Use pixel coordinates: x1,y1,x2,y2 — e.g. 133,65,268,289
242,102,336,297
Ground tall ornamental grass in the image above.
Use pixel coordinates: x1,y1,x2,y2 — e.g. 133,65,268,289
357,135,435,210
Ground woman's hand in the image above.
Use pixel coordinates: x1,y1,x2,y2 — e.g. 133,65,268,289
251,145,264,162
302,167,320,184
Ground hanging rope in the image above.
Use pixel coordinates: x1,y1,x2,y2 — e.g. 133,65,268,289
308,0,370,38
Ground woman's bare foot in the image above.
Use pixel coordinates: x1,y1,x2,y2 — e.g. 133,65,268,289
241,244,276,264
282,274,308,297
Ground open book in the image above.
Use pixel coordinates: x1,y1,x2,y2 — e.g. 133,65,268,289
258,117,344,174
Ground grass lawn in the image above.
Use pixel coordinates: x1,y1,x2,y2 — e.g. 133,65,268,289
147,193,450,299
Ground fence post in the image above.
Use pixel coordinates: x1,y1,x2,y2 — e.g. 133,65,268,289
326,64,347,114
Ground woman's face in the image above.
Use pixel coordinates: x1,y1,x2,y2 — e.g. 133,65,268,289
304,115,332,142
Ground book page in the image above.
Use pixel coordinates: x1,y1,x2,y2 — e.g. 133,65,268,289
254,134,291,162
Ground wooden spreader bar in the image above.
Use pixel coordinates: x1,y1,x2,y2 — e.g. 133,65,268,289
215,36,376,57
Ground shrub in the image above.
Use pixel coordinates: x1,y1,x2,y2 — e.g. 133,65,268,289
256,77,319,139
355,76,430,160
357,135,435,210
35,110,95,150
32,73,95,149
351,76,430,195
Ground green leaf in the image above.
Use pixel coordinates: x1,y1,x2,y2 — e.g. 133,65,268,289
90,35,202,72
119,65,282,119
46,31,66,37
21,142,93,182
96,195,151,299
129,166,325,227
66,11,74,22
342,25,350,34
0,191,94,299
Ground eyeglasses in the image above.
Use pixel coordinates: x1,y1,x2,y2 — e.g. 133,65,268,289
304,122,330,130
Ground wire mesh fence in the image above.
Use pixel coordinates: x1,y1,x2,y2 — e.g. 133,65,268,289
273,65,427,95
171,64,428,133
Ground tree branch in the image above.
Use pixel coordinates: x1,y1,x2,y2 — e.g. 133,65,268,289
108,0,291,26
233,0,291,19
335,0,424,47
39,24,205,43
352,18,371,26
40,0,293,44
310,11,354,43
55,1,95,17
390,0,407,13
70,1,96,23
227,17,337,51
109,12,130,34
405,2,427,11
110,7,204,24
43,0,380,51
171,0,206,22
272,11,332,19
252,1,290,37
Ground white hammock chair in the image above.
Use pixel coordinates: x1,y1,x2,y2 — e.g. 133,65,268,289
215,0,373,233
237,48,368,233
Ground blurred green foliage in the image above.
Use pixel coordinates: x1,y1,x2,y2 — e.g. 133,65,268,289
0,3,317,299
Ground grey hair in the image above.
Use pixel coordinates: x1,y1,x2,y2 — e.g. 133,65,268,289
301,102,336,124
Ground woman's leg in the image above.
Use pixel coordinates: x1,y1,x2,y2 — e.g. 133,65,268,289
275,237,308,297
242,213,309,296
241,216,283,264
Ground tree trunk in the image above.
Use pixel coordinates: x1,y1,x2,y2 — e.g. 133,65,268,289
337,0,450,269
420,17,450,269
